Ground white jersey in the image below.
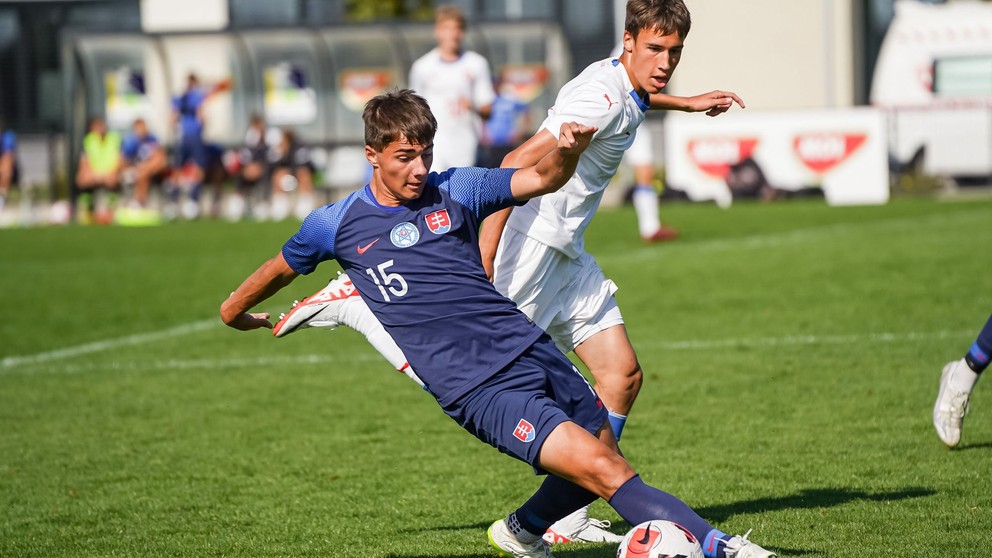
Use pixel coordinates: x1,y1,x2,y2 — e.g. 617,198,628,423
506,58,649,258
409,48,496,171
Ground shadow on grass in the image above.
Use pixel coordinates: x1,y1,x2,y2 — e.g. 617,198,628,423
697,486,936,523
955,440,992,451
393,487,934,558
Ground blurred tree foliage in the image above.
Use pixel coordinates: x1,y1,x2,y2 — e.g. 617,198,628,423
345,0,436,21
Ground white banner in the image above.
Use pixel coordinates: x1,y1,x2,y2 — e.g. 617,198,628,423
664,108,889,207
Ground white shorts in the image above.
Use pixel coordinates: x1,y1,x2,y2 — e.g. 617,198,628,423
493,226,624,353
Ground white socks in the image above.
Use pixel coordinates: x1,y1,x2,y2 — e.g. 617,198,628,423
632,185,660,238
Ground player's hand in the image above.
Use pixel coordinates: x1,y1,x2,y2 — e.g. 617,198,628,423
557,122,597,155
685,90,745,117
226,312,273,331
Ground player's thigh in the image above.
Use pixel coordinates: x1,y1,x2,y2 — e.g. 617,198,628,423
544,252,622,353
441,335,606,468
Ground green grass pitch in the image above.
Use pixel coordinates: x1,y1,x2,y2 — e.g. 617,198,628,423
1,197,990,557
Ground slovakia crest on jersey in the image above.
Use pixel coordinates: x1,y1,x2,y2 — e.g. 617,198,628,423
513,418,536,443
425,209,451,234
390,222,420,248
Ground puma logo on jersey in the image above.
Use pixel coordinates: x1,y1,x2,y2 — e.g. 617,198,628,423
604,93,618,109
357,238,380,254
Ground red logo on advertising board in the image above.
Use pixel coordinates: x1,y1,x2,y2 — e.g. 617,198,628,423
339,69,394,112
687,137,760,178
792,133,867,174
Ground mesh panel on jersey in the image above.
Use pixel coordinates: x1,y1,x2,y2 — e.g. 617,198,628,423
438,166,518,220
281,193,358,274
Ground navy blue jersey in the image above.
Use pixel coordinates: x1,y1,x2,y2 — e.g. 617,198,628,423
282,167,546,406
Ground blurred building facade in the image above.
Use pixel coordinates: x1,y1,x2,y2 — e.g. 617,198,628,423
0,0,973,198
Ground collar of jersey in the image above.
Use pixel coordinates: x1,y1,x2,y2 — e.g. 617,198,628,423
610,58,650,113
362,184,408,213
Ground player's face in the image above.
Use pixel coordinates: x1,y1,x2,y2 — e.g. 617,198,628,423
623,27,684,95
366,134,434,206
435,19,464,54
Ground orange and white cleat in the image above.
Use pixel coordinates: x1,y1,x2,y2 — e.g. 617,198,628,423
273,272,361,337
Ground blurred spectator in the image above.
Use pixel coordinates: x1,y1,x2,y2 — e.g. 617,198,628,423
75,116,122,224
0,115,16,214
268,128,315,221
170,72,230,219
120,118,169,208
478,72,530,168
223,114,271,220
408,4,495,171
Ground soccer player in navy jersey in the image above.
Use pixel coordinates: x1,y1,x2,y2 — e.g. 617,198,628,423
934,314,991,447
220,89,773,558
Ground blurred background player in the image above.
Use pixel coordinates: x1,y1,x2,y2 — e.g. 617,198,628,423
622,131,678,242
934,314,991,447
268,128,316,221
225,114,271,221
0,115,17,214
75,115,122,224
408,4,495,171
170,72,229,219
478,69,530,168
120,118,169,209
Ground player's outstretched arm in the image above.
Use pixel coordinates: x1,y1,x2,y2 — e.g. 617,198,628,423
221,252,299,331
509,122,596,201
650,90,745,117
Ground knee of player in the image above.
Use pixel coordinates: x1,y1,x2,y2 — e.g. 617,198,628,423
586,454,637,496
596,363,643,394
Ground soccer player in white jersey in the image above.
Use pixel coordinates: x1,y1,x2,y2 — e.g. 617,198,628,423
274,0,746,550
409,5,496,172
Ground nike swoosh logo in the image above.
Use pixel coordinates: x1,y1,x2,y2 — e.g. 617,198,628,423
637,524,653,545
357,238,380,255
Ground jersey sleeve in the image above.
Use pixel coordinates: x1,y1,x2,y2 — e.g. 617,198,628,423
438,167,520,220
540,81,621,141
281,202,348,275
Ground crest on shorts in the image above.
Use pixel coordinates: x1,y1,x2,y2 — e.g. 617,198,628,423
425,209,451,234
513,418,536,443
390,222,420,248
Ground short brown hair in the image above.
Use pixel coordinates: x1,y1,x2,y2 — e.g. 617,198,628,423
435,5,467,29
625,0,691,40
363,89,437,151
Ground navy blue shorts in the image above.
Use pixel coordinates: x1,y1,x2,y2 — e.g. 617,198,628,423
441,334,608,470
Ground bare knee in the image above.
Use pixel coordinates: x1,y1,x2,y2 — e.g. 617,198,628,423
577,451,637,499
591,361,643,415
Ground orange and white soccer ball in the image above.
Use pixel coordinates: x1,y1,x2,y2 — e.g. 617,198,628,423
616,520,703,558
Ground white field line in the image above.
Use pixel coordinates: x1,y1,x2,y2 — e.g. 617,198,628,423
2,328,973,376
10,353,384,375
635,329,973,351
1,319,219,371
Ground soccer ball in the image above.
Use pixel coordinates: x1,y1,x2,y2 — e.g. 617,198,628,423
616,520,703,558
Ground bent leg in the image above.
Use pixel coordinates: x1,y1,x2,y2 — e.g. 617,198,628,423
510,420,717,546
